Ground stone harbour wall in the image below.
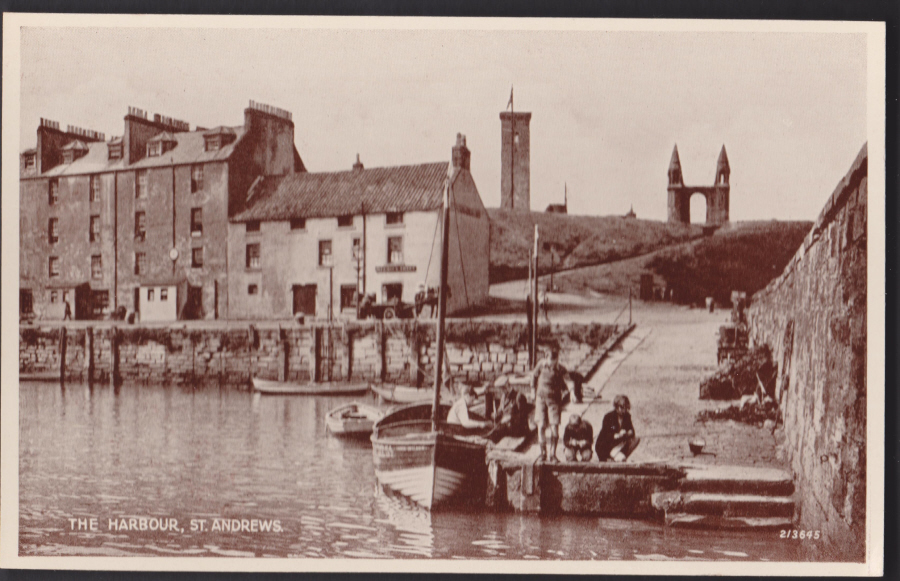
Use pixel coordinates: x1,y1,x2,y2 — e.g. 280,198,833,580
20,320,617,388
748,144,867,561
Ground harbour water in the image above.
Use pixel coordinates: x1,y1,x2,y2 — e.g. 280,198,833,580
19,382,810,560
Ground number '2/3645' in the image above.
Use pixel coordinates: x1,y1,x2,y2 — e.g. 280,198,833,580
780,530,820,540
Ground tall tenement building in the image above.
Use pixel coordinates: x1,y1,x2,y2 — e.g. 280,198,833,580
19,101,305,321
499,111,531,211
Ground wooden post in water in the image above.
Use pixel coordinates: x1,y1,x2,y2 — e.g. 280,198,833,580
110,327,120,388
280,327,289,382
59,326,67,386
86,327,95,387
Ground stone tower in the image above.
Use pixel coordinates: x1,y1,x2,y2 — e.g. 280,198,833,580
667,144,730,226
500,111,531,211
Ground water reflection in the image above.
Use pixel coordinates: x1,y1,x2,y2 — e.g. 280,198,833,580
19,381,807,560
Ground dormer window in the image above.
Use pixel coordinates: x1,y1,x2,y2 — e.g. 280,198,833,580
147,132,177,157
108,138,123,160
23,152,36,171
202,126,236,152
61,140,88,164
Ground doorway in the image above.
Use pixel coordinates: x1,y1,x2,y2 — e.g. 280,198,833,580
340,284,358,311
292,284,317,316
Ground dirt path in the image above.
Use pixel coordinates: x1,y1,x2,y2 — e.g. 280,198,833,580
569,302,785,468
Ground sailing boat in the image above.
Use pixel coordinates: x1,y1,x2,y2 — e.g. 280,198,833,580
370,169,491,510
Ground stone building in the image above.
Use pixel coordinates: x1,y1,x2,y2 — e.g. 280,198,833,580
500,111,531,211
227,134,490,319
19,101,304,321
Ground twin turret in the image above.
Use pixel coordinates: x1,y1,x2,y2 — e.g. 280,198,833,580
667,144,730,226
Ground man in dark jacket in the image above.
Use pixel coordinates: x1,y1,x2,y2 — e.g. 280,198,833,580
595,395,640,462
487,384,531,443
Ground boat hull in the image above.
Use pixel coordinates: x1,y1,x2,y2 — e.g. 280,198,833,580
252,377,369,395
369,383,437,404
371,404,488,510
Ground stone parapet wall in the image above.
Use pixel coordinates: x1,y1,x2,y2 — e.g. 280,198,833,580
20,320,617,389
748,144,867,561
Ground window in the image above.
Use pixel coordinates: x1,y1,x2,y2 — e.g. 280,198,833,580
352,237,362,260
248,284,259,295
191,208,203,236
134,211,146,241
147,141,162,157
91,255,102,279
49,179,59,205
246,243,260,269
191,165,203,193
318,240,333,267
382,283,403,303
50,290,59,303
90,215,100,242
92,290,109,315
134,252,146,275
337,215,353,228
48,218,59,244
204,136,221,152
388,236,403,264
246,220,260,233
90,175,100,202
147,289,155,302
108,143,122,160
386,212,404,225
48,256,59,278
192,247,204,268
136,170,148,199
290,217,306,230
160,288,168,301
24,153,36,171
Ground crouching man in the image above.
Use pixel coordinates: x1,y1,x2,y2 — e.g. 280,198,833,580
595,395,641,462
563,414,593,462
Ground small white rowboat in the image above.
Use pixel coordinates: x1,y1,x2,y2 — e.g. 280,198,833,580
252,377,369,396
325,402,385,437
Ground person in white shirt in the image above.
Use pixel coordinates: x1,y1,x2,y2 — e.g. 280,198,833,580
446,385,491,429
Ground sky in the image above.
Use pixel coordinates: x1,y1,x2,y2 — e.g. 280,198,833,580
18,24,868,222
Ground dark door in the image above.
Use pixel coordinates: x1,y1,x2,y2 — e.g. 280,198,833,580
184,286,203,320
340,285,358,311
382,283,403,303
292,284,316,316
133,287,141,315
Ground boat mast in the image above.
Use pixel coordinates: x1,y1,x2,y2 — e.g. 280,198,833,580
431,176,452,431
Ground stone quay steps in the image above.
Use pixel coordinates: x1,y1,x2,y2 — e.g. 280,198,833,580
653,465,796,530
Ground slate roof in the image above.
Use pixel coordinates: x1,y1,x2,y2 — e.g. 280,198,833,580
234,162,451,222
33,126,246,178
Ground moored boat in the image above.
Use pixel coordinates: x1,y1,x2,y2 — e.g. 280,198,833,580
325,402,385,437
251,377,369,396
371,402,490,510
370,383,449,404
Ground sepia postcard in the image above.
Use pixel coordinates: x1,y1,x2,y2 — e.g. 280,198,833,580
1,13,886,575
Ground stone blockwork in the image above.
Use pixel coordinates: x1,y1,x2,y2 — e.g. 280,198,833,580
748,144,867,561
20,320,617,388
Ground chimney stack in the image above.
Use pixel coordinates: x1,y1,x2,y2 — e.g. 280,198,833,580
452,133,470,171
353,153,364,171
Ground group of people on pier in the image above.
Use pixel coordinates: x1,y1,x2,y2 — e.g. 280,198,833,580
447,344,640,463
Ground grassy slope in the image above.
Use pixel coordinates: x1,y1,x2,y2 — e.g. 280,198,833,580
488,209,702,283
547,220,812,304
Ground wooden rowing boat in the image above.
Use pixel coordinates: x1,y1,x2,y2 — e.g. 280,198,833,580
251,377,369,396
325,402,385,437
371,402,491,510
369,383,452,404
